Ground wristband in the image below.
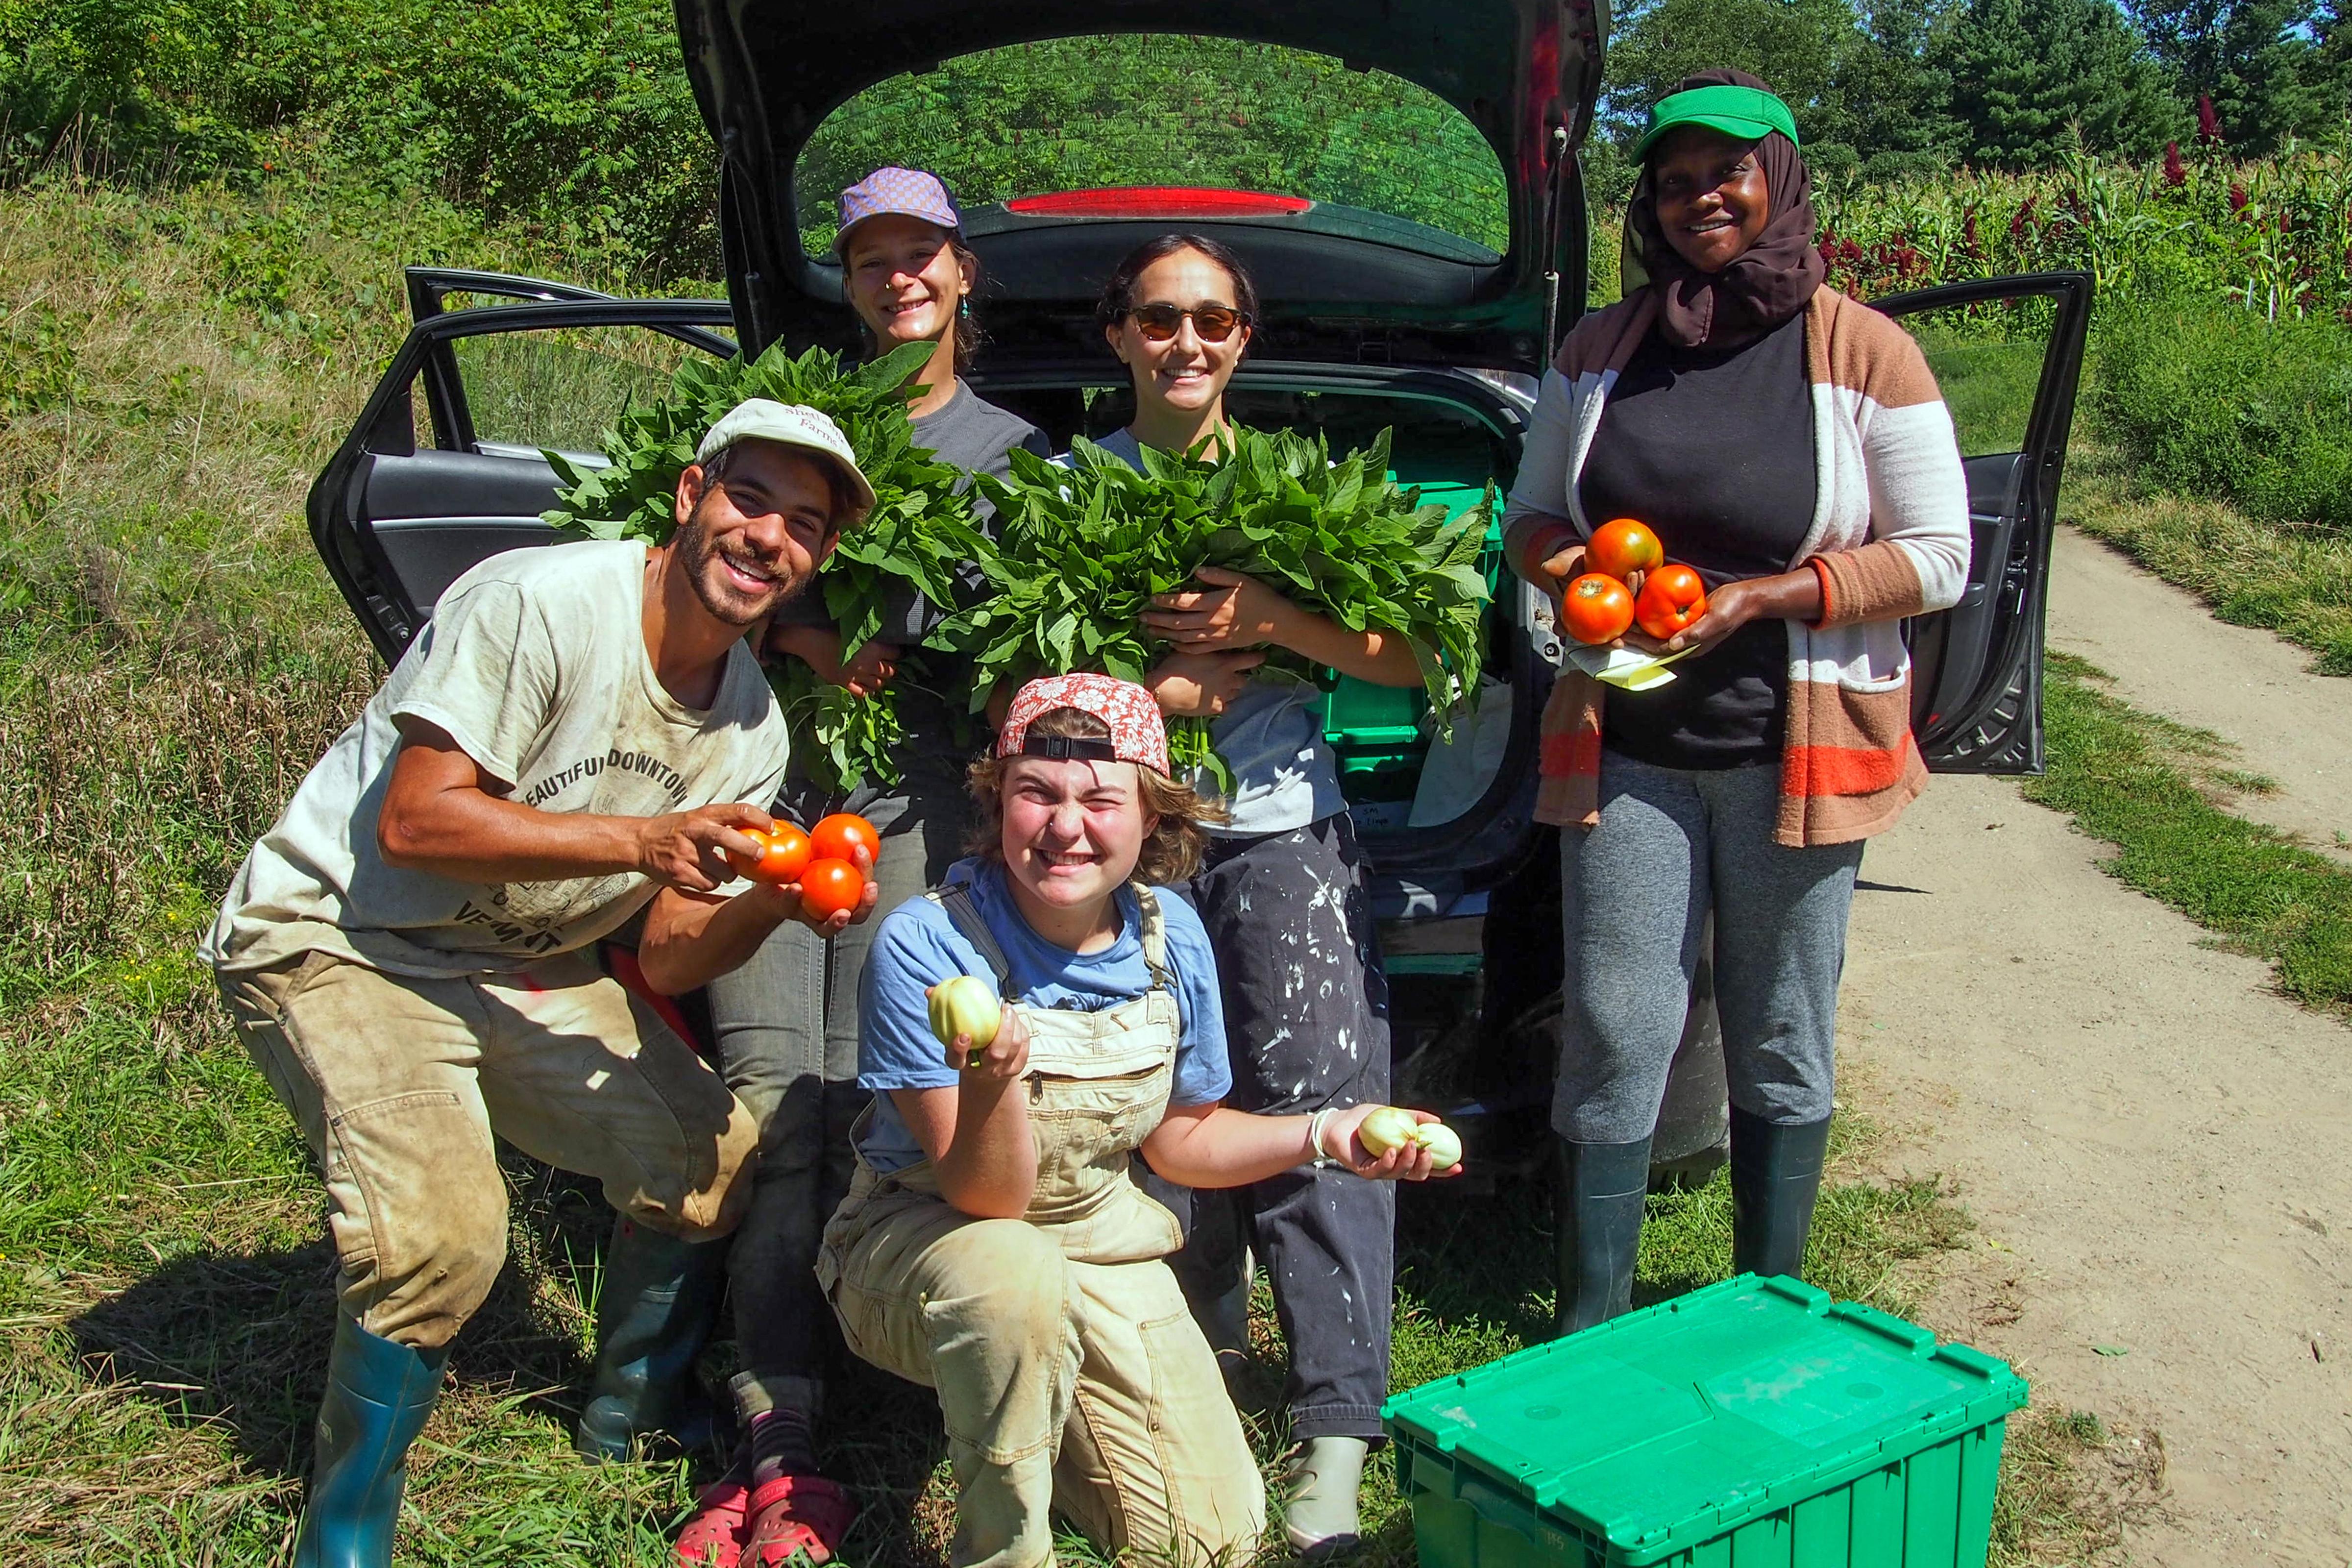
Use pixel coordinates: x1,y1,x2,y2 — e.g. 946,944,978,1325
1305,1107,1340,1169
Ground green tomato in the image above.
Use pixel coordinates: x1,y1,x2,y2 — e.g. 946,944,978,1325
927,974,1001,1063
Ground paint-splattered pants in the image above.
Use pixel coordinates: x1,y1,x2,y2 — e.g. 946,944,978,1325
1150,814,1395,1442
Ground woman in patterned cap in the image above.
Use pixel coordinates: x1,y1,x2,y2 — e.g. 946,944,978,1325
813,673,1454,1568
677,168,1051,1567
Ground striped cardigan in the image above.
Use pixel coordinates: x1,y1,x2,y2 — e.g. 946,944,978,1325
1501,285,1971,847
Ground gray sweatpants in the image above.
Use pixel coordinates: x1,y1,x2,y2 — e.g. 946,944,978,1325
1555,750,1864,1143
702,785,965,1415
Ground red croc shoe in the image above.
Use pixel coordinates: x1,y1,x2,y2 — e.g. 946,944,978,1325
742,1474,857,1566
675,1475,754,1568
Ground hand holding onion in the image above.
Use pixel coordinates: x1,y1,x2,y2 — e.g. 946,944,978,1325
1326,1103,1465,1178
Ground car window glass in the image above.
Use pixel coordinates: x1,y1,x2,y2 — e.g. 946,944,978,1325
447,325,724,458
796,35,1509,257
1887,299,2056,458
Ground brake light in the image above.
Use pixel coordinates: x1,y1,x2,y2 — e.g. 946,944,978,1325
1004,188,1313,218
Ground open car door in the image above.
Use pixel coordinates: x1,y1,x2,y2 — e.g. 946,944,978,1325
310,269,733,663
1869,271,2093,774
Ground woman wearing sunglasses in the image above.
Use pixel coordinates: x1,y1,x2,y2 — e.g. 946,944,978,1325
1061,233,1427,1554
671,168,1051,1568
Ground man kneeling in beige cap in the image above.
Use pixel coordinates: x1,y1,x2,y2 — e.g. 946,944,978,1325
202,401,877,1568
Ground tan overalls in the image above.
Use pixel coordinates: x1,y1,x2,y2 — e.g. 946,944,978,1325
817,882,1266,1568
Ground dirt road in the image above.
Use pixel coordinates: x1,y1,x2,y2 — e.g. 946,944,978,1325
2048,526,2352,862
1839,529,2352,1566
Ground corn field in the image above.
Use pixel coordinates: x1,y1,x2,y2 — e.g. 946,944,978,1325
1813,138,2352,318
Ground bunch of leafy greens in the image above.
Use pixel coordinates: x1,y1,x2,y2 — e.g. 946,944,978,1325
939,429,1491,784
541,338,977,792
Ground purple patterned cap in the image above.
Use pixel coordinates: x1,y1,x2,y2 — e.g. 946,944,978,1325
836,167,963,254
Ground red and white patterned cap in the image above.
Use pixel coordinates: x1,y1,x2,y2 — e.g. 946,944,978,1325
836,167,963,254
997,674,1171,777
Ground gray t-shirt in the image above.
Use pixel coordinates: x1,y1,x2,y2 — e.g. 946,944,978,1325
203,539,792,978
778,379,1049,829
1063,427,1344,836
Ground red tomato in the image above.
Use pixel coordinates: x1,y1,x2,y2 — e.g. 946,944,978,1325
1587,518,1664,582
809,812,881,867
1634,563,1709,640
1561,573,1636,645
798,858,865,921
726,823,813,886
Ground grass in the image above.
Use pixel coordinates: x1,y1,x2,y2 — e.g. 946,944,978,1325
2024,651,2352,1012
2064,441,2352,677
0,169,2128,1564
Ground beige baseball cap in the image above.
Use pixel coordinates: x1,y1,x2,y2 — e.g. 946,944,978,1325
696,399,877,525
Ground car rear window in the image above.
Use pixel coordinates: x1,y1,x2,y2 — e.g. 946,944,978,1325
794,35,1510,258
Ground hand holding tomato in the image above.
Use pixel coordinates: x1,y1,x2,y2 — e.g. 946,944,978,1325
725,822,813,886
1560,573,1636,645
810,813,881,866
1587,518,1663,582
1634,563,1708,641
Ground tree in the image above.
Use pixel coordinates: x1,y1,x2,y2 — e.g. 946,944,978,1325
1836,0,1967,170
2131,0,2347,152
1938,0,2181,165
1599,0,1869,151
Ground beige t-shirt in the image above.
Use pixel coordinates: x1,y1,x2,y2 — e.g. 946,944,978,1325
203,539,791,978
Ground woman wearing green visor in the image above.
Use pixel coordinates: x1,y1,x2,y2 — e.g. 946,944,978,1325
1499,69,1970,1332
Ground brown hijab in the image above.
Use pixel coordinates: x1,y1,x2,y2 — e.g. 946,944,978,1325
1624,68,1825,351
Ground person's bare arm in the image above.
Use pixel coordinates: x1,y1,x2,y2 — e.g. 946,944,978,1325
890,1004,1037,1217
635,847,881,995
1142,565,1423,688
1140,1100,1454,1189
376,719,767,891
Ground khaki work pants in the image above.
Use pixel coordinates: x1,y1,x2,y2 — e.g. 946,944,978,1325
219,947,759,1350
826,1180,1267,1568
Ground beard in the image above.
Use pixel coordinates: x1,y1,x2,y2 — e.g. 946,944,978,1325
673,497,802,627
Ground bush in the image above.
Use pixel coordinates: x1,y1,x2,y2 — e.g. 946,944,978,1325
2096,290,2352,534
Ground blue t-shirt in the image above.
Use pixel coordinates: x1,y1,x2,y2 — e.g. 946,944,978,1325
855,858,1233,1174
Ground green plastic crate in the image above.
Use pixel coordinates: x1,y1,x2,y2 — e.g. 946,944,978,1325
1383,1275,2027,1568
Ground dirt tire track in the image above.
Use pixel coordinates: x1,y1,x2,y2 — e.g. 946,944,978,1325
1836,531,2352,1566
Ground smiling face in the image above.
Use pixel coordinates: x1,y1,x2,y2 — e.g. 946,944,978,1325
1105,246,1252,423
672,442,840,627
1649,125,1772,275
842,214,969,350
997,755,1158,920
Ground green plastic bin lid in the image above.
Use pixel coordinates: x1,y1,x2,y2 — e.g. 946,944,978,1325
1382,1275,2027,1563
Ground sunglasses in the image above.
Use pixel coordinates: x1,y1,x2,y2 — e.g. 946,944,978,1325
1127,302,1251,343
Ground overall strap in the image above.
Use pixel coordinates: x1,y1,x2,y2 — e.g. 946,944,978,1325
1131,884,1177,995
927,884,1013,990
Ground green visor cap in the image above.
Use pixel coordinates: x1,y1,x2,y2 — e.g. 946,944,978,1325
1634,84,1800,160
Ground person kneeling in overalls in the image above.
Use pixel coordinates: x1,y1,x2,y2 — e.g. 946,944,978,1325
816,673,1459,1568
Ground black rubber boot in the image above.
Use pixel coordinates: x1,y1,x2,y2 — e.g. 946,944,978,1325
1729,1109,1833,1281
574,1217,730,1462
1551,1135,1652,1338
293,1314,448,1568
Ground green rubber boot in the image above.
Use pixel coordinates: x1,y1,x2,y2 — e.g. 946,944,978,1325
1551,1135,1652,1338
575,1218,730,1462
292,1314,448,1568
1729,1109,1832,1281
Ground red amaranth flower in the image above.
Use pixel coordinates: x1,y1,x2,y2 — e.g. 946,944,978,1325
2230,182,2250,214
1839,237,1863,263
1962,208,1981,253
2009,196,2038,243
2197,95,2223,146
2163,142,2186,187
